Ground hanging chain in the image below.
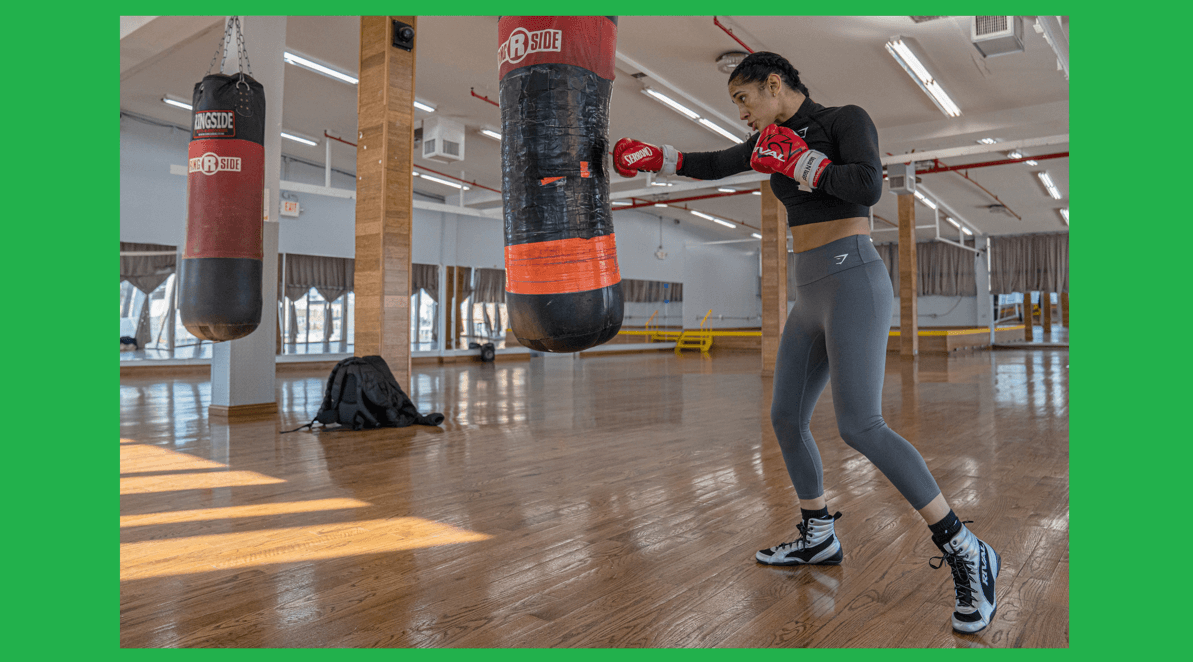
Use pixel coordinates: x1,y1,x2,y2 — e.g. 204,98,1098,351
205,16,253,77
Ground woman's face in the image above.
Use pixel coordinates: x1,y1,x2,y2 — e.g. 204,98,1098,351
729,76,781,132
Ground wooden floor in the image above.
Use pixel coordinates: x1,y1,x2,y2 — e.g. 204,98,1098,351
120,348,1069,648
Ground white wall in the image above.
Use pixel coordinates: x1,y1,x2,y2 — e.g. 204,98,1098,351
121,118,764,329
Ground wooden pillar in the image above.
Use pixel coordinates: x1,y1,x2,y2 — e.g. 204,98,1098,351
1061,291,1069,327
1042,291,1053,334
760,181,788,377
1023,292,1034,341
897,193,918,356
355,16,416,386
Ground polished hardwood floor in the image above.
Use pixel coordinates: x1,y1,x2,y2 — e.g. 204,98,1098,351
120,348,1069,648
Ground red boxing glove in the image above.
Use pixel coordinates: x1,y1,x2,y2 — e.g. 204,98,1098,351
750,124,832,189
613,137,682,178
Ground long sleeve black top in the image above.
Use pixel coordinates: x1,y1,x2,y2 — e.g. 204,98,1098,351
677,97,883,227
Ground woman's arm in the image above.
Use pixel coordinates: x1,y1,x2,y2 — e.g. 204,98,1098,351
816,105,883,207
676,133,759,180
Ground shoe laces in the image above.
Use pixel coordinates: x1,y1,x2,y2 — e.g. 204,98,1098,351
928,520,978,609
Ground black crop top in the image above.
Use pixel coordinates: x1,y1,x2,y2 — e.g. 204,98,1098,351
677,97,883,227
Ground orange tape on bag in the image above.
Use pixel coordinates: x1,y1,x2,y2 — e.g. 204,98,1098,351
505,235,621,295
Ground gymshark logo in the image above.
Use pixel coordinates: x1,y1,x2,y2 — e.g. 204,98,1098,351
834,254,848,265
796,127,808,138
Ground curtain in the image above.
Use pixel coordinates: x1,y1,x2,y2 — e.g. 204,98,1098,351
622,279,684,303
284,254,355,302
873,240,977,296
412,263,440,302
989,232,1068,294
120,242,176,295
472,268,506,303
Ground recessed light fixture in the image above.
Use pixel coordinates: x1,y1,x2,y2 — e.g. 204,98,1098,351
690,209,736,228
162,94,192,111
420,174,469,190
284,51,358,85
1037,171,1061,199
885,38,962,117
641,88,742,144
977,138,997,145
281,131,319,146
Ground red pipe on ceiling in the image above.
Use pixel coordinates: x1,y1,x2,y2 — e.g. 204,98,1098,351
324,131,356,147
470,88,500,107
713,17,754,53
619,188,756,210
914,151,1069,174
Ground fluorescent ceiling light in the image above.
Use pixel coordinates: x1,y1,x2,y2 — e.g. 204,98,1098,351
1038,171,1061,199
654,203,668,208
650,181,672,187
752,190,761,196
961,227,973,236
162,95,192,111
413,99,436,113
284,51,358,85
1007,151,1024,159
698,118,744,144
1025,160,1038,166
281,131,318,146
420,174,469,190
479,129,501,141
612,200,632,206
913,190,938,210
412,171,419,176
718,187,736,193
642,88,699,119
751,233,762,239
945,216,960,229
1059,208,1069,225
690,209,736,228
885,38,961,117
977,138,997,145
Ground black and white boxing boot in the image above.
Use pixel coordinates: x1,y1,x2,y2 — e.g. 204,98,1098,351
756,511,843,566
930,520,1001,633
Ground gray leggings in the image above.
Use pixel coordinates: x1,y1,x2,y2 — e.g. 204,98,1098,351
771,234,941,510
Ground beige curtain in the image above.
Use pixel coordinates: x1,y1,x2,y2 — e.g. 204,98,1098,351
412,263,440,302
284,254,355,302
873,240,977,296
622,279,683,302
472,268,507,303
120,242,176,294
989,232,1068,294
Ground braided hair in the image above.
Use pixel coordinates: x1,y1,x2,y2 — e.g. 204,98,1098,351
728,51,810,97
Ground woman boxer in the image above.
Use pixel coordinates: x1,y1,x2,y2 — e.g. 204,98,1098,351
613,51,1000,634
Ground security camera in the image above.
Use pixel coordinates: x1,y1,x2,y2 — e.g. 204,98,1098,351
392,20,415,51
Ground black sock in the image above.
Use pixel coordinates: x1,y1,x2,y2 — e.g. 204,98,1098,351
929,510,963,548
801,506,830,522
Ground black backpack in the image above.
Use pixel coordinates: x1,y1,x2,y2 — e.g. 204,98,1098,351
289,356,445,431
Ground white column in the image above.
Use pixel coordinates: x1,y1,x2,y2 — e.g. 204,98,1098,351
210,15,286,413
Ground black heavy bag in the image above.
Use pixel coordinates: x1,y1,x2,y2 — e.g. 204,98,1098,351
498,16,623,353
179,73,266,341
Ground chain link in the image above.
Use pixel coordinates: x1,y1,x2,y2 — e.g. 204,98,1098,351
204,16,253,77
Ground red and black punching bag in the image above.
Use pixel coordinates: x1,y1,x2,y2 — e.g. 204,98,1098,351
179,73,266,341
499,16,623,353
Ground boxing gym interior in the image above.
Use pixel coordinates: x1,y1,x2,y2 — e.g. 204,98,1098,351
119,16,1069,648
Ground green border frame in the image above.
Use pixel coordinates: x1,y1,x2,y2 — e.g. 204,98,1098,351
16,1,1172,657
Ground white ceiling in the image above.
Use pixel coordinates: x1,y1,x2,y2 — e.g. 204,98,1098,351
120,15,1069,242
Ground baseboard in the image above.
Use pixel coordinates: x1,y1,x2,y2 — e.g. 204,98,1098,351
208,402,279,421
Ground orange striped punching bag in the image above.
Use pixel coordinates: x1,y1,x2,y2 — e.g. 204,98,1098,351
498,16,623,352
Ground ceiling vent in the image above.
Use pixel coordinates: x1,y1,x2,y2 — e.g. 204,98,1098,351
421,116,465,163
716,51,749,74
971,16,1025,58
